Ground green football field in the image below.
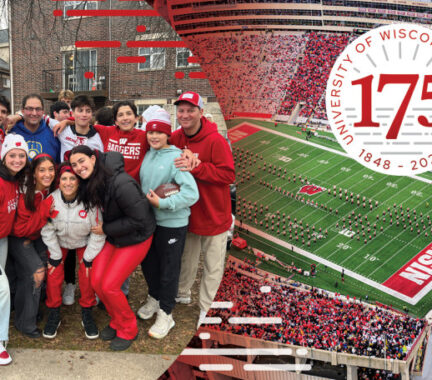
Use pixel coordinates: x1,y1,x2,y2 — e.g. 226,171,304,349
228,118,432,317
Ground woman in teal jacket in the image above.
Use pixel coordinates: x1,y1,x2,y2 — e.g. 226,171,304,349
137,109,198,339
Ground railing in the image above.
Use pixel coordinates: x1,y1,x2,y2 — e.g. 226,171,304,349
42,66,108,93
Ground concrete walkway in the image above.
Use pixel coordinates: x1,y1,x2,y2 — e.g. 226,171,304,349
2,348,176,379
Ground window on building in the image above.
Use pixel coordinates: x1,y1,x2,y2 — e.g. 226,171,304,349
136,104,165,116
64,1,98,19
136,104,165,128
136,104,148,116
138,48,165,70
63,50,97,91
176,47,198,68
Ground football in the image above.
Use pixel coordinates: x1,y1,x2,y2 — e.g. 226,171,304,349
153,183,181,199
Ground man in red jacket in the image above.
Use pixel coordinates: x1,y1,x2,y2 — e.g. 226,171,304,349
170,92,235,327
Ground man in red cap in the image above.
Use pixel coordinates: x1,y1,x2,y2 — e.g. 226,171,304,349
170,91,235,327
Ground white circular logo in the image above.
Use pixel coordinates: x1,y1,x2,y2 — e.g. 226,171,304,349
326,23,432,176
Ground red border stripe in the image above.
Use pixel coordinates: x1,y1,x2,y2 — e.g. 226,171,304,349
233,112,273,118
117,56,147,63
75,41,121,48
127,41,186,48
189,72,206,79
65,9,159,17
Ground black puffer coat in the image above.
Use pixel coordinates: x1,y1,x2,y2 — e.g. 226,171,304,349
101,152,155,247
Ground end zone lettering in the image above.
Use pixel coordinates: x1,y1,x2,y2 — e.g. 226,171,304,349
227,124,260,143
383,242,432,298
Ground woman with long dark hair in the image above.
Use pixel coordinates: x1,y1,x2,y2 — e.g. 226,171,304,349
8,153,57,338
69,145,155,350
0,133,30,365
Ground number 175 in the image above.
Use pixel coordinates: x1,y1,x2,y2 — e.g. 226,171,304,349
352,74,432,139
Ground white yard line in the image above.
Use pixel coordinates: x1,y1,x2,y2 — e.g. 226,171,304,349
237,221,427,305
231,122,432,304
230,122,432,185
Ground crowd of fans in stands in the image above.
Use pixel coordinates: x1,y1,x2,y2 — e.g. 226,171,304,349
358,367,401,379
205,259,425,361
186,31,353,120
278,32,350,119
185,32,306,116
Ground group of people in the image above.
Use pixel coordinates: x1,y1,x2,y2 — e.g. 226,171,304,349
0,89,235,364
207,260,425,361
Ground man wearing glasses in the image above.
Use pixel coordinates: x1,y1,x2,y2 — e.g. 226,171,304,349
11,94,60,162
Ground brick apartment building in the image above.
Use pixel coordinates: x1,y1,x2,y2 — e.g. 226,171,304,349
0,29,10,101
9,0,223,127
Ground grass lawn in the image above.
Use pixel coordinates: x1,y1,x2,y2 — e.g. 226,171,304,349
9,267,200,354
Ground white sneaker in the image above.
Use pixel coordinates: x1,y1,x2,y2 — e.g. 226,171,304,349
148,309,175,339
137,295,159,320
63,283,76,306
0,341,12,366
175,295,191,304
197,309,207,329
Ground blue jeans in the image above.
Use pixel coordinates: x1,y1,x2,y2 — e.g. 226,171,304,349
0,237,10,341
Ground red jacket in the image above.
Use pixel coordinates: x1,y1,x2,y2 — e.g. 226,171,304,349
170,117,235,235
0,173,19,239
94,124,149,183
12,191,55,240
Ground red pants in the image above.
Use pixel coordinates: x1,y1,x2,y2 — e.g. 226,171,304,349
46,247,96,308
91,238,152,340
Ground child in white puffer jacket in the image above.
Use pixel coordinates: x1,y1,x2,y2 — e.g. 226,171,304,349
41,163,106,340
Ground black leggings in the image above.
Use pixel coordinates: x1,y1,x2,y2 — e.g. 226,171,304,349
7,236,47,334
64,249,76,284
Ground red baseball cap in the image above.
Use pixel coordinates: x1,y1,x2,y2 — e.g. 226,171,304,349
174,91,204,109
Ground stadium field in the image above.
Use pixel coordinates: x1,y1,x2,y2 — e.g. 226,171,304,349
228,119,432,317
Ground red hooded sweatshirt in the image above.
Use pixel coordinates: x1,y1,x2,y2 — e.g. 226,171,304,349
170,117,235,236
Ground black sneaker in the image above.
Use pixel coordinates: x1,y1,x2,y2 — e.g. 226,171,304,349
43,308,61,339
81,307,99,339
109,334,137,351
100,325,116,341
21,328,41,339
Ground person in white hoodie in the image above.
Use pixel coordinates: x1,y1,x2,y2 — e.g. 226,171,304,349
41,162,106,340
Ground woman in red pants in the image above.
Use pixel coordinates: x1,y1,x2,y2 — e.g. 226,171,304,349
69,145,155,350
41,163,106,340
